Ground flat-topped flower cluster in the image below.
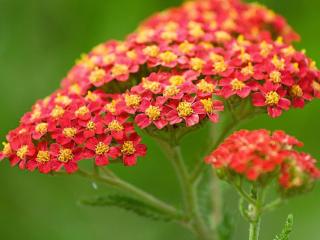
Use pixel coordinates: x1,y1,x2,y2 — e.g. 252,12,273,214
1,0,320,174
206,129,320,191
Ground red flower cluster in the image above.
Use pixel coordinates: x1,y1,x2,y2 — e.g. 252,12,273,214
206,129,320,190
1,0,320,174
0,90,146,173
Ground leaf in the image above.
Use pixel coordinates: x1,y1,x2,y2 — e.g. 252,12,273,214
80,195,174,222
273,214,294,240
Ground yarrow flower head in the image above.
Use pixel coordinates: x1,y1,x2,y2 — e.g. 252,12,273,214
206,129,320,194
1,0,320,175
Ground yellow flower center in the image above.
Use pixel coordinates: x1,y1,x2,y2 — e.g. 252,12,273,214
85,91,99,102
169,75,185,86
108,120,124,132
86,121,96,130
269,70,282,83
259,41,273,57
89,68,106,84
281,46,295,57
36,151,50,163
103,54,116,65
63,128,77,138
17,145,28,159
127,50,137,60
95,142,110,155
2,142,11,155
145,106,161,121
58,149,73,163
190,58,205,71
213,61,227,73
209,53,224,62
161,31,177,42
125,94,141,108
159,51,178,64
111,64,129,77
31,109,41,121
55,94,72,106
177,101,193,117
292,63,300,73
69,83,81,95
271,55,285,70
121,141,136,155
75,106,89,117
163,85,180,97
142,78,160,92
265,91,280,105
143,45,160,57
241,62,254,76
215,31,231,43
200,99,214,113
230,79,245,91
51,105,65,119
35,123,48,135
312,81,320,92
179,41,194,54
197,79,215,94
188,21,204,38
105,100,117,114
291,85,303,97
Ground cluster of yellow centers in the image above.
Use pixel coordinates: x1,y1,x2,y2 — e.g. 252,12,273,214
213,60,227,73
272,55,285,70
169,75,185,86
143,45,160,58
196,79,215,94
121,141,136,155
179,41,194,54
163,85,180,97
241,62,254,76
265,91,280,105
200,99,214,113
105,100,118,114
230,79,246,91
36,151,50,163
188,21,205,39
145,106,161,121
125,94,141,108
291,84,303,97
159,51,178,64
89,67,106,84
2,142,12,155
58,148,74,162
190,58,205,71
55,94,72,106
177,101,193,117
108,120,124,132
17,145,29,159
51,105,65,119
86,121,96,131
75,106,89,117
111,64,129,77
35,122,48,135
142,78,160,92
269,70,282,84
95,142,110,155
63,128,77,138
259,41,273,58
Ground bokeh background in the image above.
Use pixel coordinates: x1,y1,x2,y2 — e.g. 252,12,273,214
0,0,319,239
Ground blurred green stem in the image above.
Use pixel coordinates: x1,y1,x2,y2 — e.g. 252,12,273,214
76,169,186,224
161,141,213,240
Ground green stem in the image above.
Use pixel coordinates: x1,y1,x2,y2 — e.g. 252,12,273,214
76,169,185,224
249,218,261,240
161,141,213,240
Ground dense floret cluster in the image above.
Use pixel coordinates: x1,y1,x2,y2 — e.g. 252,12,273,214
206,129,320,191
1,0,320,174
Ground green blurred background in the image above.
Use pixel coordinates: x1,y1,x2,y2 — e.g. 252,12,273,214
0,0,319,239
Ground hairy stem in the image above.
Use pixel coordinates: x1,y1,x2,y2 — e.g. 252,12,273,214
249,218,261,240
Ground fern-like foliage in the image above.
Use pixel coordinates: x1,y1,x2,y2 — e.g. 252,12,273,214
80,195,175,222
273,214,294,240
